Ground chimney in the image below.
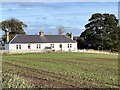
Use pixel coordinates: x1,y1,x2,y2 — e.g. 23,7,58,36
39,31,44,36
6,31,9,43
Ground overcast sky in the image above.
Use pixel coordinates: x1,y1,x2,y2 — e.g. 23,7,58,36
0,1,118,36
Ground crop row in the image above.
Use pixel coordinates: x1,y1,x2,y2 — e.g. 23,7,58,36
2,53,119,88
2,66,33,88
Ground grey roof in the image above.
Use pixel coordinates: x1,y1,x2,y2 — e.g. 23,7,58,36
9,34,76,43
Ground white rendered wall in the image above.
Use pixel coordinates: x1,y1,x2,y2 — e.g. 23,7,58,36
8,43,41,50
39,43,77,52
7,42,77,52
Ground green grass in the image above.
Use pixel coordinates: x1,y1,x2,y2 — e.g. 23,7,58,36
2,52,119,88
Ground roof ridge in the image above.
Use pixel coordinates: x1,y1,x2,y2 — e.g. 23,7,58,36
17,34,39,36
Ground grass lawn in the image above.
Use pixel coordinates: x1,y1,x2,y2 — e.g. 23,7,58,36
2,52,119,88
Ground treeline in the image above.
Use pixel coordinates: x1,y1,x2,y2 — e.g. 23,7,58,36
77,13,120,52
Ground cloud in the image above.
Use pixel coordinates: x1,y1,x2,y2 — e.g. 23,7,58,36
7,8,16,11
1,2,118,35
10,2,67,10
48,26,57,29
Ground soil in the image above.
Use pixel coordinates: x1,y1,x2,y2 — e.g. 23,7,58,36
3,61,79,88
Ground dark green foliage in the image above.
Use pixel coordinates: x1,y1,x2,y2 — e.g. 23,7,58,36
80,13,120,52
77,37,87,49
66,32,72,38
0,18,27,42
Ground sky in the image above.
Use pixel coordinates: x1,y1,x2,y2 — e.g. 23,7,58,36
1,0,120,2
0,2,118,36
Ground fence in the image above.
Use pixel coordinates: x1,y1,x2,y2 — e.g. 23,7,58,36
0,49,119,55
0,49,50,54
78,49,119,55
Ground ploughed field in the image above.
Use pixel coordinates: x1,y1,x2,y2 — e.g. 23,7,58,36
2,53,119,88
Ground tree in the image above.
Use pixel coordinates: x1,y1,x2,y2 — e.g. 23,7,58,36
0,18,27,42
77,37,87,49
80,13,120,52
66,32,72,38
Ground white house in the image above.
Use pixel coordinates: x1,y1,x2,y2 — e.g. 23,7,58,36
5,32,77,53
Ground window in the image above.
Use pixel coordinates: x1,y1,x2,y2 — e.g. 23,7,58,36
53,44,54,48
59,44,62,48
36,44,41,49
50,44,54,48
68,44,72,48
68,44,69,48
36,44,38,49
28,44,31,49
19,45,21,49
16,45,21,49
39,44,41,48
16,45,18,49
50,44,52,48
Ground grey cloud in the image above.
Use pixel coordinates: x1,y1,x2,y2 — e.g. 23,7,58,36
8,2,73,10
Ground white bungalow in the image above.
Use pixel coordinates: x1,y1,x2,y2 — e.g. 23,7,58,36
5,32,77,52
